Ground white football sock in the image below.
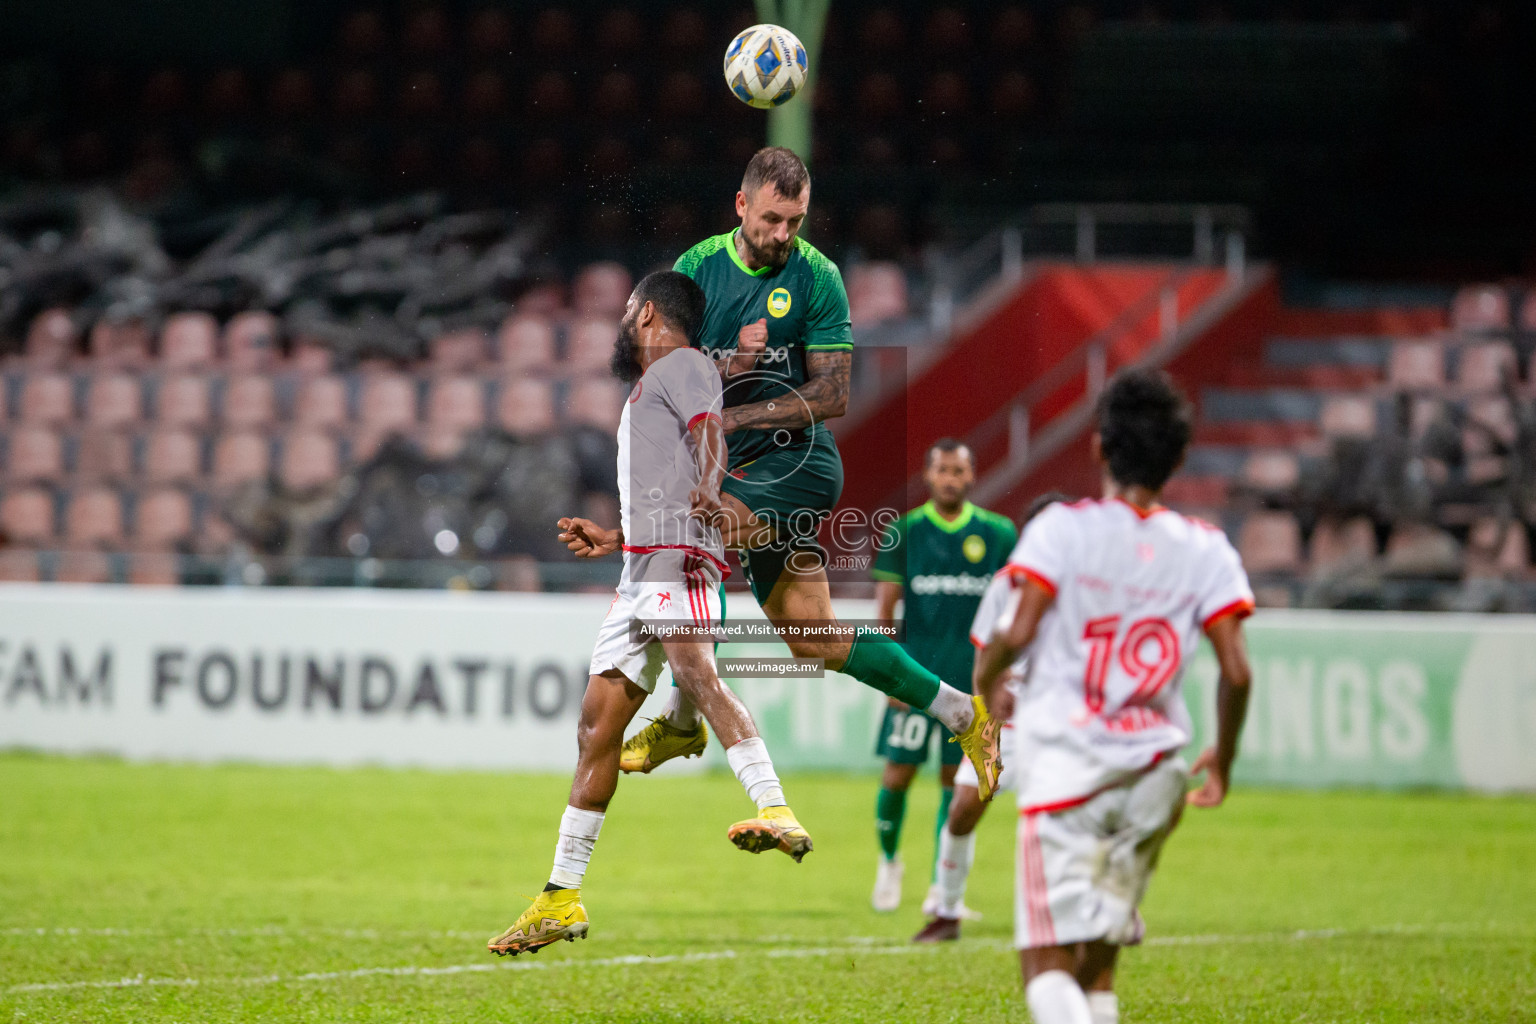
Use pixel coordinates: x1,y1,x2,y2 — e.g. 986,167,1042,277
926,682,974,734
1087,991,1119,1024
725,737,786,810
662,686,700,730
548,805,605,889
935,824,976,918
1025,970,1092,1024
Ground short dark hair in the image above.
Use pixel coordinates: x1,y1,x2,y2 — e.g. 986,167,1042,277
742,146,809,200
633,270,708,345
925,437,973,469
1096,368,1192,491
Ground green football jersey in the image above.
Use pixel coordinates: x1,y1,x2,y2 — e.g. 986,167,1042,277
871,501,1018,690
674,230,853,467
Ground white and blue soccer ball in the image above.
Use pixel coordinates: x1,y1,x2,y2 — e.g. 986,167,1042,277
723,24,808,109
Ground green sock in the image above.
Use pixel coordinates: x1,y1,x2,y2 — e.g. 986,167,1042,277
932,786,954,881
876,787,907,861
843,629,942,709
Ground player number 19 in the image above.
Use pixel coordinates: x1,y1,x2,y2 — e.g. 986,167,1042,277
1080,615,1181,712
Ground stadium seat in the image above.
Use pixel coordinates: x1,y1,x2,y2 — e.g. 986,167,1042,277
1382,523,1461,579
0,487,56,545
88,319,152,369
924,7,973,53
418,426,467,460
7,427,64,484
463,70,508,119
398,71,446,117
0,548,41,582
22,308,78,369
990,70,1041,117
1307,515,1377,575
922,71,972,115
142,429,202,485
1385,339,1445,390
1520,292,1536,333
1455,341,1516,392
565,318,620,374
287,338,334,375
336,9,386,57
592,72,641,119
212,432,271,490
224,311,281,371
515,283,567,318
1465,396,1516,447
267,68,317,118
155,374,213,428
358,373,419,434
1318,394,1377,438
855,72,904,119
132,487,194,550
465,8,514,56
990,6,1040,51
19,373,75,426
429,329,489,372
1237,510,1304,574
846,262,909,326
1240,450,1301,494
1450,285,1510,333
573,262,633,320
84,373,142,428
54,550,112,584
64,486,125,548
660,8,708,53
564,377,626,434
331,69,380,118
127,551,180,585
496,378,557,437
223,374,277,430
293,375,350,430
402,7,450,56
426,376,487,433
204,68,254,118
528,72,576,118
160,312,219,369
73,428,133,482
1464,516,1529,579
858,9,906,52
655,71,706,120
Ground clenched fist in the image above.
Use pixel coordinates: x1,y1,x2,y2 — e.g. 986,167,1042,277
726,318,768,377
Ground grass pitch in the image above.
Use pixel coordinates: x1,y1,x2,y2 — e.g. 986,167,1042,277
1,753,1533,1023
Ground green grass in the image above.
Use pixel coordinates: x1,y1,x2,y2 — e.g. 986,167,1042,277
1,753,1533,1023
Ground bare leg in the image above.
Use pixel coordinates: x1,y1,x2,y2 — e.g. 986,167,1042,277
1076,941,1118,993
947,784,987,835
881,760,919,793
569,671,649,812
659,635,758,748
1022,945,1094,1024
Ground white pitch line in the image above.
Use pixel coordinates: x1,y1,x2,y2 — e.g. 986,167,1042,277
3,921,1517,997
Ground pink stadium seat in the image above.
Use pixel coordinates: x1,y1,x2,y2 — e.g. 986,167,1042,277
287,336,334,375
133,487,195,550
142,429,202,485
278,431,340,492
417,426,468,460
846,262,909,326
293,375,349,430
1450,285,1510,333
74,428,133,482
84,373,142,427
1308,516,1377,575
1318,395,1377,438
7,428,64,483
922,71,972,115
88,319,152,369
1,487,55,545
223,374,277,430
19,373,75,426
54,550,112,584
128,551,180,586
1240,451,1300,493
160,312,219,369
573,262,633,320
64,486,125,548
1456,342,1516,392
463,70,509,119
497,378,557,436
402,7,450,56
212,432,271,490
564,376,627,434
565,318,619,374
1465,517,1529,579
924,7,973,52
426,376,487,432
0,548,41,582
516,282,567,318
429,329,489,372
224,311,281,371
23,308,78,369
156,374,212,428
1237,510,1303,574
1520,292,1536,333
496,316,557,373
466,8,514,56
1385,339,1444,390
358,373,418,434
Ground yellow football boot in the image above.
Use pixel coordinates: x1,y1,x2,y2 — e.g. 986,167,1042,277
619,717,708,774
486,888,589,957
727,805,814,863
951,695,1003,803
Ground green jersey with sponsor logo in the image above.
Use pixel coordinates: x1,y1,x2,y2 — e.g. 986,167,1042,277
674,230,853,467
872,501,1018,691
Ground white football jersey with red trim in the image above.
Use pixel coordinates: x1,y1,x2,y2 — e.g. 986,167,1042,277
1003,498,1254,812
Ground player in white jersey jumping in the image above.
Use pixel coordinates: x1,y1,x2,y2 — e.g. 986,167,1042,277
973,369,1255,1024
487,271,810,958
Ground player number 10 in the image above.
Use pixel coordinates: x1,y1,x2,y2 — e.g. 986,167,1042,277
1081,615,1180,712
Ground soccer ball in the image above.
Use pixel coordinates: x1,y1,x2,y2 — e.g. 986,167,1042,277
723,24,808,109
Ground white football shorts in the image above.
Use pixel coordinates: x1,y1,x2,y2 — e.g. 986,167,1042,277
1015,756,1188,950
588,549,723,693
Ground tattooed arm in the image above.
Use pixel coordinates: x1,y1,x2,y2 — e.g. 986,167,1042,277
720,349,851,433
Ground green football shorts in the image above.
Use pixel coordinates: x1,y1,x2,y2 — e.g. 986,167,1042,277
723,440,844,606
875,704,963,767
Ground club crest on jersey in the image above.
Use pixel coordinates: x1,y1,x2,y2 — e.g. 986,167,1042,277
767,287,792,318
962,534,986,563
